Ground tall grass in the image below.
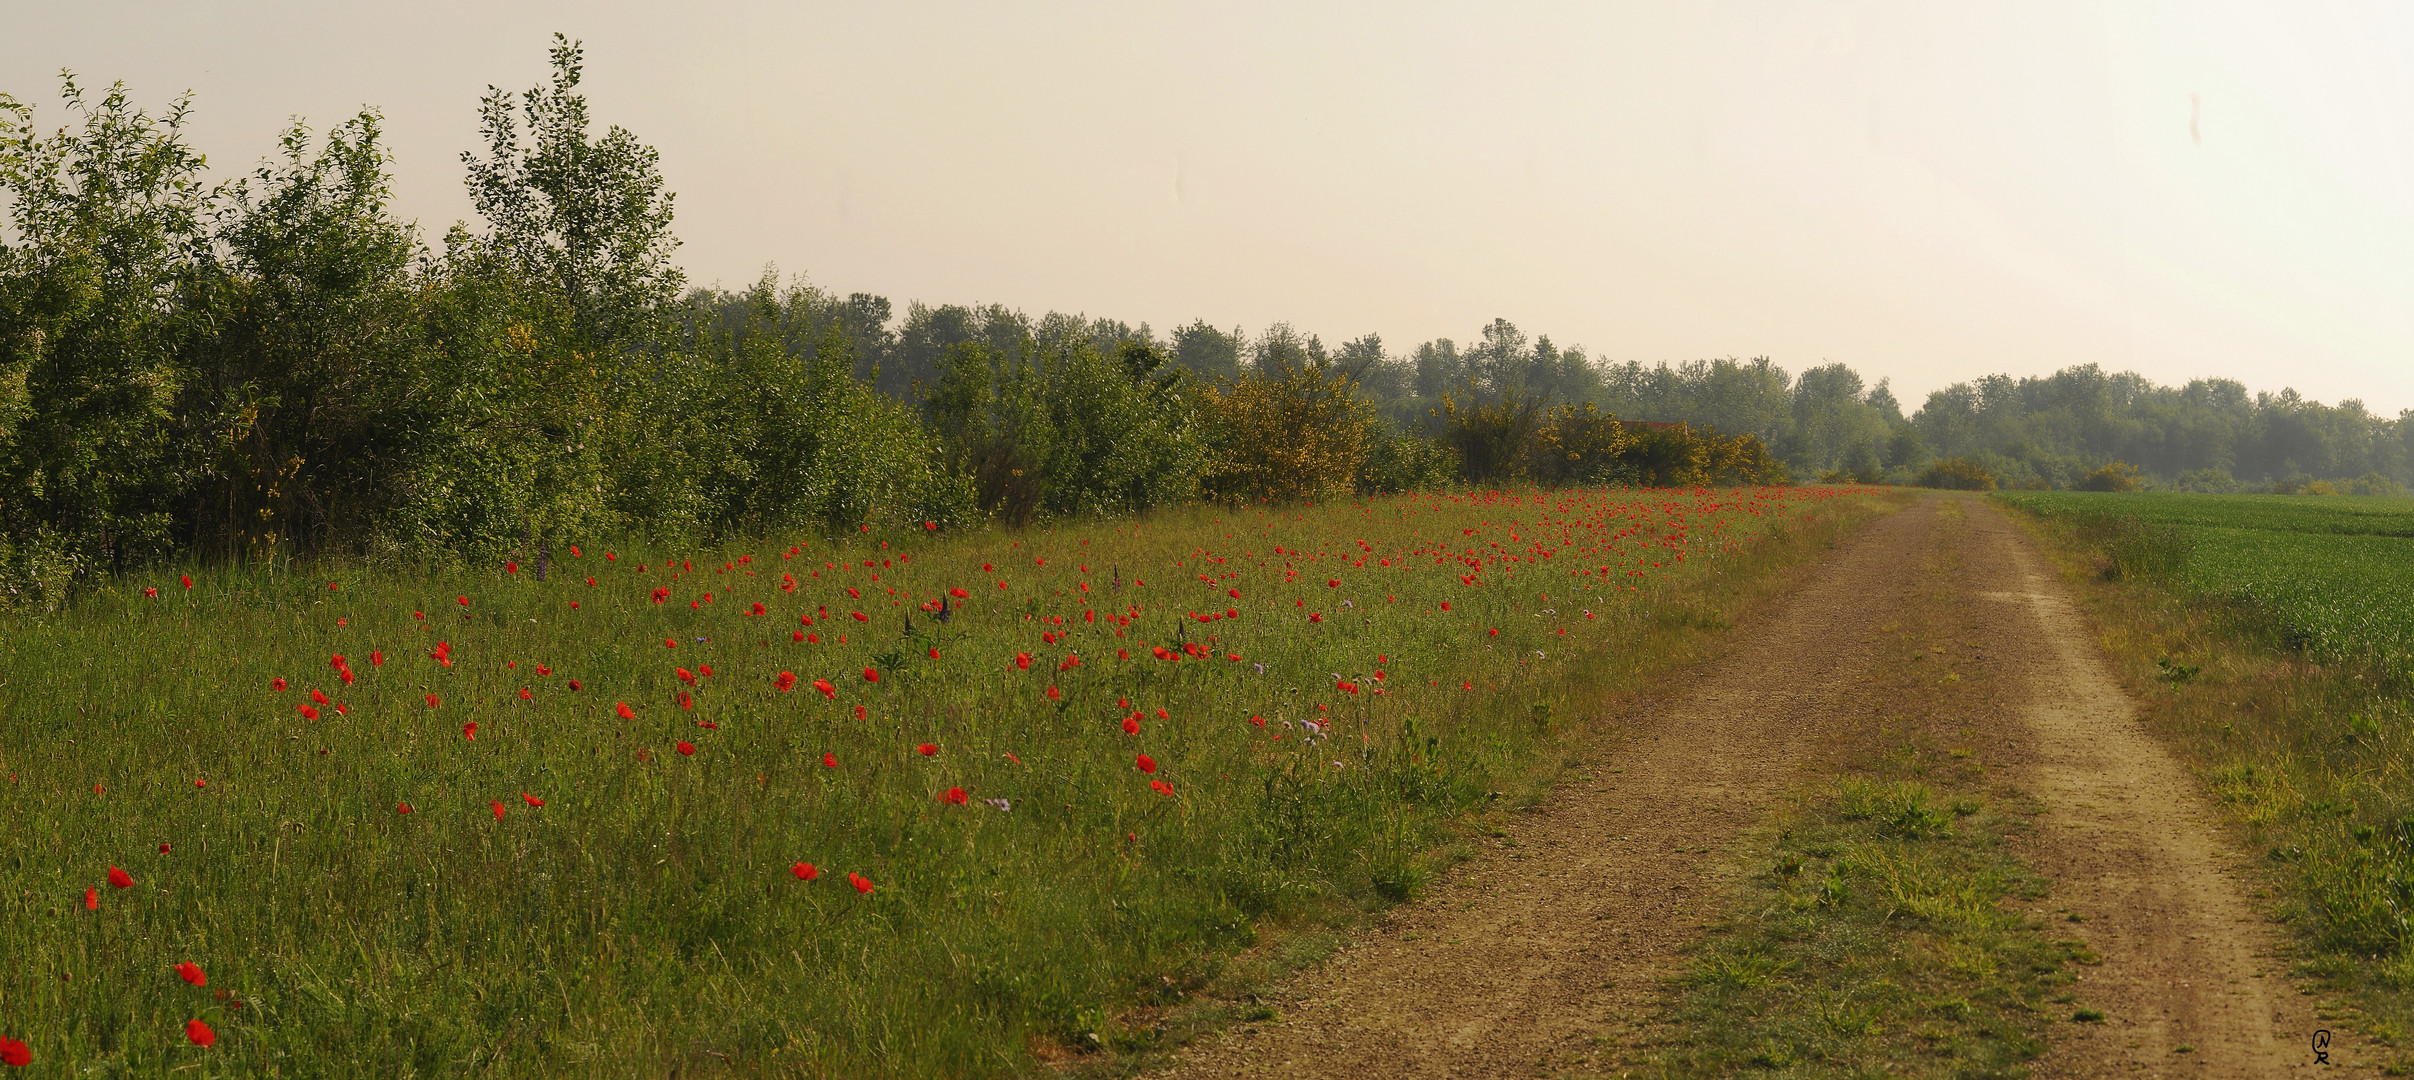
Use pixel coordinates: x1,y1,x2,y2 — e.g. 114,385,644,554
0,486,1875,1075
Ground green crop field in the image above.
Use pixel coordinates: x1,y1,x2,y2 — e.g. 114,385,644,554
0,487,1869,1076
1994,491,2414,678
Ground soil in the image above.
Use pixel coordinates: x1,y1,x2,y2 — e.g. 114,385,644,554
1964,500,2322,1077
1149,494,2326,1079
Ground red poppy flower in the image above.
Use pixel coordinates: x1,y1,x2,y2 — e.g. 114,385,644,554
1046,685,1062,701
297,705,319,721
929,647,941,659
176,961,206,986
677,692,693,711
193,778,205,788
1150,779,1174,797
792,862,818,880
849,872,875,894
0,1035,28,1066
370,650,384,666
823,752,838,768
490,801,506,821
144,586,159,598
518,687,532,701
521,792,544,808
505,561,518,574
462,722,478,741
917,743,937,756
1015,652,1033,670
650,587,670,604
677,741,696,756
108,866,133,888
806,677,834,699
457,596,469,607
185,1019,215,1047
83,887,97,911
180,574,193,590
949,587,969,599
774,671,798,692
1123,716,1140,735
940,786,968,805
663,638,676,649
793,630,806,642
616,701,636,720
311,688,329,705
397,803,413,814
677,667,696,684
159,842,171,853
1309,612,1323,623
1135,754,1157,774
1327,579,1340,588
570,545,582,557
862,667,879,683
423,694,439,709
1250,714,1265,727
270,677,288,692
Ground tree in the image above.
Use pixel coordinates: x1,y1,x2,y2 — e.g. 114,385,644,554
461,34,682,360
184,111,427,558
0,75,212,593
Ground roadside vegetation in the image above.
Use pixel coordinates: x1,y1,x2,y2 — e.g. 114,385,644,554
1997,490,2414,1069
0,486,1875,1075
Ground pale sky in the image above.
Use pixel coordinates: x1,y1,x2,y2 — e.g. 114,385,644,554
8,2,2412,415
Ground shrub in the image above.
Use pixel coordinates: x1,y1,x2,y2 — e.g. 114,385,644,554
2076,461,2144,492
1438,384,1545,483
2348,473,2409,498
1359,422,1458,494
1205,358,1370,503
1917,458,1998,491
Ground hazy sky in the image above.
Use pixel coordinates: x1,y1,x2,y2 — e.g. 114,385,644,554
8,2,2411,414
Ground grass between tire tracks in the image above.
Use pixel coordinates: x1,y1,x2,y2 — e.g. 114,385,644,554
0,487,1877,1077
1639,497,2093,1079
1996,494,2414,1072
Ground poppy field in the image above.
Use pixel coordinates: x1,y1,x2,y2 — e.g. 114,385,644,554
0,486,1875,1075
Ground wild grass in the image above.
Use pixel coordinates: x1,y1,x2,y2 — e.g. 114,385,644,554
0,486,1875,1076
1649,781,2077,1078
1996,492,2414,1069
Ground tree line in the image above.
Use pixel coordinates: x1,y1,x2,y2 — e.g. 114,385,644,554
3,38,2400,605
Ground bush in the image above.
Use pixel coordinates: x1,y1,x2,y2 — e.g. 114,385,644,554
927,335,1209,523
2348,473,2409,498
2076,461,2144,492
1205,357,1370,503
1918,458,1998,491
1359,422,1458,494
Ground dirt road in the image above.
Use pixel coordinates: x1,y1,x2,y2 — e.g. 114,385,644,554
1153,494,2318,1079
1963,501,2318,1077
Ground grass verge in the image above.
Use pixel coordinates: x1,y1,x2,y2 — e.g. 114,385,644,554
0,487,1882,1077
1995,495,2414,1070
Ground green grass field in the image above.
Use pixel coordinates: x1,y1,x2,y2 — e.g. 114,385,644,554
1993,491,2414,679
0,487,1871,1076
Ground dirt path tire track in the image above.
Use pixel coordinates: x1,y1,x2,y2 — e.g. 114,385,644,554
1152,501,1948,1078
1963,498,2321,1078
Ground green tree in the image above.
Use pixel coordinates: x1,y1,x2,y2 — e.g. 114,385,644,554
0,76,211,596
182,111,427,559
461,34,682,361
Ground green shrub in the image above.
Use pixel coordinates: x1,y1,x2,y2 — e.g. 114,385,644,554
1917,457,1998,491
